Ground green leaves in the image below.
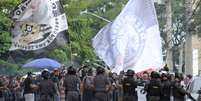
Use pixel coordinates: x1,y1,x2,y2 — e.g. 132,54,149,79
0,0,199,69
0,59,19,75
48,49,69,64
62,0,125,64
0,0,21,57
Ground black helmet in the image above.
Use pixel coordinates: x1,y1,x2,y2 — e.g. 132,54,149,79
161,73,170,79
175,73,183,81
41,71,50,79
126,69,135,76
151,71,160,79
67,66,76,75
96,67,105,74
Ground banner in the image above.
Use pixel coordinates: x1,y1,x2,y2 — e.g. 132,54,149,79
10,0,68,51
92,0,163,73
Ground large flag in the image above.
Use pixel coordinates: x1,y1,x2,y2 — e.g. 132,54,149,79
10,0,68,51
92,0,163,73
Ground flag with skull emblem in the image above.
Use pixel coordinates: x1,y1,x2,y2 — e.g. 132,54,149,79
10,0,68,51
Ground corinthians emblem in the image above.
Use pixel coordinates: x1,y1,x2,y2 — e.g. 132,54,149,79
111,13,146,68
20,22,52,45
10,0,68,51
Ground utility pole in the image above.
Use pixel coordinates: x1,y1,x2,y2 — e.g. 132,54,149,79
165,0,173,71
184,0,193,75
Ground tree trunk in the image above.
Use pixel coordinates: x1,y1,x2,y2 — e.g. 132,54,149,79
165,0,173,71
184,0,193,75
179,44,184,73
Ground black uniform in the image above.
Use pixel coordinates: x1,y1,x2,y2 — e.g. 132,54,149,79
39,79,56,101
160,80,171,101
93,67,110,101
64,75,81,101
39,70,56,101
123,70,138,101
94,74,110,101
122,76,138,101
145,79,161,101
172,81,188,101
82,75,94,101
145,71,161,101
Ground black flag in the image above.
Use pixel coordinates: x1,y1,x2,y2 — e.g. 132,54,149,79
10,0,68,51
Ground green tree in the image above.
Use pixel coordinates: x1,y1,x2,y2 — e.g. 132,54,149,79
0,0,19,56
48,49,69,64
0,0,200,71
61,0,126,65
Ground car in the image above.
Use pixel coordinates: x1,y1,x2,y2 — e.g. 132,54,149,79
186,77,201,101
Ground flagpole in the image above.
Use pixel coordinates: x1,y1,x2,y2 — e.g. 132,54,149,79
68,31,73,65
80,10,111,23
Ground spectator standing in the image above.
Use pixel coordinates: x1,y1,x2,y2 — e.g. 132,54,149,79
52,70,61,101
23,72,36,101
111,72,120,101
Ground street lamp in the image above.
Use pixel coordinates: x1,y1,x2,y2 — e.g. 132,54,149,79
80,9,111,23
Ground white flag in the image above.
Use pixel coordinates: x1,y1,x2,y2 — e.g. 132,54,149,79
92,0,163,73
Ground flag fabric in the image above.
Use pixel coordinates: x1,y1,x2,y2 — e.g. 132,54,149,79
10,0,68,51
92,0,163,73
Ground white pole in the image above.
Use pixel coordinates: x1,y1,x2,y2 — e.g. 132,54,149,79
80,10,111,23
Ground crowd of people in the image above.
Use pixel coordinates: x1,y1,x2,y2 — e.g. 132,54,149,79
0,65,197,101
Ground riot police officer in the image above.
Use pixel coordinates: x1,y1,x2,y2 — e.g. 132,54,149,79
39,70,57,101
160,73,171,101
172,74,188,101
145,71,161,101
94,67,110,101
82,68,94,101
64,66,81,101
122,69,138,101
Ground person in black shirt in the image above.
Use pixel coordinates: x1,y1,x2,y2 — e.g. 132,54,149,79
160,73,171,101
23,72,36,101
39,70,56,101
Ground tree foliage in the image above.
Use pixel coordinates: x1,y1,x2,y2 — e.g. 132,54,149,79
0,0,200,72
61,0,126,65
0,0,19,56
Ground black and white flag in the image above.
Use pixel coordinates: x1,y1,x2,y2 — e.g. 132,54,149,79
10,0,68,51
